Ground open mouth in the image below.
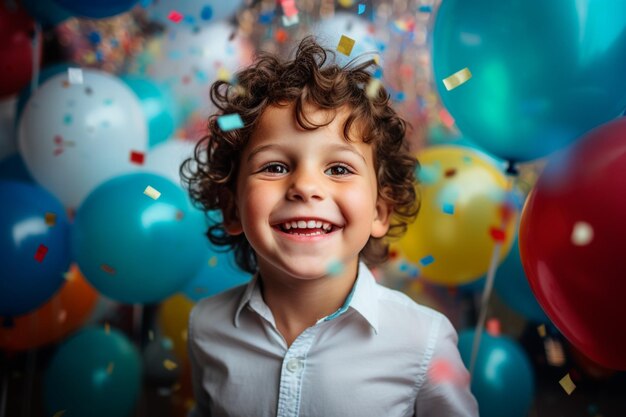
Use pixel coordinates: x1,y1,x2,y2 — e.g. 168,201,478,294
272,220,341,237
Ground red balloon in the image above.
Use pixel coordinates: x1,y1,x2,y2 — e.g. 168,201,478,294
519,117,626,370
0,2,41,98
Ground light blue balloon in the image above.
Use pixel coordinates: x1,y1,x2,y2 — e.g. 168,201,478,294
43,327,141,417
433,0,626,162
458,330,534,417
121,75,179,149
72,173,206,303
0,180,70,318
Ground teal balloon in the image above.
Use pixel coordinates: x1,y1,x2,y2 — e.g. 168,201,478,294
494,236,549,323
182,210,251,301
458,330,534,417
432,0,626,162
43,327,141,417
121,76,179,148
72,173,206,303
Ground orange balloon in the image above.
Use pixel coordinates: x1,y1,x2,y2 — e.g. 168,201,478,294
0,264,98,351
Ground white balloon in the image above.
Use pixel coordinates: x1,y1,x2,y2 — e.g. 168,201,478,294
142,138,197,187
18,69,148,209
0,97,17,162
144,22,252,122
313,12,383,67
145,0,243,29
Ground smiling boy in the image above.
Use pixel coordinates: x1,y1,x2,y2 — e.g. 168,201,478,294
182,37,478,417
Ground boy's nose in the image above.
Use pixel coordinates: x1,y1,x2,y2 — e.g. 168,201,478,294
286,170,325,202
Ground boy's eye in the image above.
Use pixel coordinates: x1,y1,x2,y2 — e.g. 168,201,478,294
261,163,288,174
325,164,353,176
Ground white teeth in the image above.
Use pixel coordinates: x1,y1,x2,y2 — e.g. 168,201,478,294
284,223,291,230
322,222,331,231
279,219,335,232
307,220,317,228
315,221,322,228
298,220,307,228
291,221,298,229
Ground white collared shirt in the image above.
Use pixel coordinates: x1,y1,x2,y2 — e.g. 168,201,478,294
188,262,479,417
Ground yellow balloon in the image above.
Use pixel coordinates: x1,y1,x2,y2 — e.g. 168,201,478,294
397,146,517,285
159,293,195,364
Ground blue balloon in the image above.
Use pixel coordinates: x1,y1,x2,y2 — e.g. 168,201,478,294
0,154,34,183
433,0,626,162
43,327,141,417
0,181,70,318
121,75,179,148
458,330,534,417
51,0,139,18
21,0,72,27
72,173,206,303
15,63,72,127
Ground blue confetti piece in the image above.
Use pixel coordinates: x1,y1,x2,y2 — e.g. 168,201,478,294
399,262,409,272
442,203,455,215
420,255,435,267
218,114,244,131
88,31,101,45
63,114,72,125
395,91,405,102
184,15,196,25
358,4,366,15
418,5,432,13
201,5,213,20
259,10,275,24
326,260,345,276
373,67,383,79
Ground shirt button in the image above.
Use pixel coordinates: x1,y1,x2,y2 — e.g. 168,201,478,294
286,358,301,372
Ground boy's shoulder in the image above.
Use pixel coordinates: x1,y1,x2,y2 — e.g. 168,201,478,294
188,283,249,336
374,282,450,329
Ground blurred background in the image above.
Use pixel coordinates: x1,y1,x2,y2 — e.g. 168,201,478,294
1,0,626,416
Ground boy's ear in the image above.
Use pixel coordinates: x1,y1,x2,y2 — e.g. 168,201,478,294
371,195,392,239
222,194,243,236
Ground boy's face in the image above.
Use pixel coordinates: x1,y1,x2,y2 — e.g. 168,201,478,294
225,103,391,280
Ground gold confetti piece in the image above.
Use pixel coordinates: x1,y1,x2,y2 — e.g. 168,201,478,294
559,373,576,395
217,68,231,81
336,35,356,56
163,359,178,371
107,362,115,374
104,322,110,334
537,324,546,338
181,329,188,342
366,78,381,98
443,67,472,91
45,212,57,226
149,330,154,341
144,185,161,200
571,221,593,246
208,256,218,267
52,410,66,417
544,338,565,367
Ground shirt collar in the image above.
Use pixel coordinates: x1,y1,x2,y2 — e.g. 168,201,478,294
234,261,380,334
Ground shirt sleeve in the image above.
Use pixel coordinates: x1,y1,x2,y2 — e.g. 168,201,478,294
187,306,213,417
414,315,479,417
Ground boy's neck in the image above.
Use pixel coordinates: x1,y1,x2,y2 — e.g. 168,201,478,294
257,258,360,347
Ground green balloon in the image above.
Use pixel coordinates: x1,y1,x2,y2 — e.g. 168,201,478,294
43,327,141,417
433,0,626,162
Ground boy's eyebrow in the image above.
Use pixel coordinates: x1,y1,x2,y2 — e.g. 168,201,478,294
247,143,366,163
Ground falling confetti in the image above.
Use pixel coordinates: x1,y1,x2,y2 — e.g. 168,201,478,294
168,10,184,23
129,150,145,165
420,255,435,267
100,264,116,275
336,35,356,56
45,212,57,226
217,114,244,132
559,373,576,395
104,322,110,334
442,203,455,215
537,324,546,338
144,185,161,200
443,67,472,91
163,359,178,370
571,221,593,246
107,362,115,374
358,4,366,14
67,68,83,84
486,318,501,336
34,244,48,263
366,78,381,98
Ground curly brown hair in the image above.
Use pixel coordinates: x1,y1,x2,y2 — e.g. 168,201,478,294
181,36,420,274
